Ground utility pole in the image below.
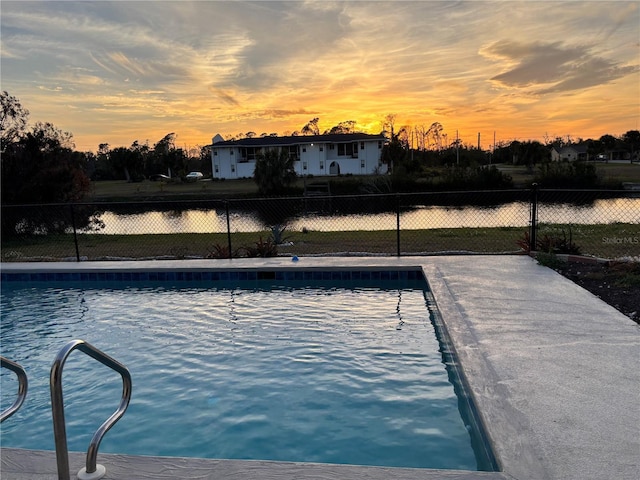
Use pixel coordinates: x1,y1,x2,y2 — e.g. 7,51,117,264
456,130,459,165
491,131,496,165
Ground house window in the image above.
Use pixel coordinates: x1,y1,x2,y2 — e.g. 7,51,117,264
360,142,365,149
230,150,233,155
320,161,324,169
337,142,358,157
302,147,306,153
231,165,235,173
213,150,218,156
319,146,323,152
303,162,307,171
240,147,260,163
329,144,335,150
378,141,382,149
215,165,219,173
286,145,300,161
361,160,365,168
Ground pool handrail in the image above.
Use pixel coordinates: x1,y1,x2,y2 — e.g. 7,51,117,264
50,339,132,480
0,356,28,423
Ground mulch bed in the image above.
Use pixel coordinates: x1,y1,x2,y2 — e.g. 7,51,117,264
553,260,640,324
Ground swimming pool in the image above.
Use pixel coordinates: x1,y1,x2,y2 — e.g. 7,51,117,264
0,269,494,471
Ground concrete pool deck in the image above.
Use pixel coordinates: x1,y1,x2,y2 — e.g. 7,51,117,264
1,255,638,480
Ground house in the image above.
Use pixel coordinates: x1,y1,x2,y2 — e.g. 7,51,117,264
210,133,388,179
550,144,589,162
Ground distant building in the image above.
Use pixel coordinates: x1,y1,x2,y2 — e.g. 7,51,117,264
550,144,589,162
210,133,388,179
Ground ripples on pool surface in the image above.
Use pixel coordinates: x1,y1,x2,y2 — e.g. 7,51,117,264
1,283,478,470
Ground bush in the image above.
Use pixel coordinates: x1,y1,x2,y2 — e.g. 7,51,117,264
243,236,278,257
535,161,600,188
517,227,581,255
438,165,513,190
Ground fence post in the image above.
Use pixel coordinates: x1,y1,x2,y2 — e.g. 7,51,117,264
396,195,401,257
529,183,539,253
225,201,232,259
69,204,80,262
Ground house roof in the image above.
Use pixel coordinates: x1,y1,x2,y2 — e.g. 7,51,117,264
562,144,589,154
550,143,590,155
212,133,386,148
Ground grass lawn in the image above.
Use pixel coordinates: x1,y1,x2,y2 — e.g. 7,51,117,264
89,177,260,200
496,162,640,187
89,163,640,201
2,223,637,261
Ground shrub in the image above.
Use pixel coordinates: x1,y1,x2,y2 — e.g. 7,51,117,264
206,243,242,259
438,165,513,190
270,224,292,244
243,236,278,257
517,227,581,255
534,161,600,188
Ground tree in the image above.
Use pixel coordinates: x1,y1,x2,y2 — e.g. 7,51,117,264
151,133,185,177
301,118,320,135
1,119,93,236
1,91,30,152
509,140,549,167
196,145,212,175
324,120,357,135
622,130,640,159
110,146,142,182
427,122,444,151
599,134,617,151
380,133,407,174
382,114,397,139
587,139,605,160
253,148,296,195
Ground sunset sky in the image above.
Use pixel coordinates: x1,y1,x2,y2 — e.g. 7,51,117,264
1,1,639,153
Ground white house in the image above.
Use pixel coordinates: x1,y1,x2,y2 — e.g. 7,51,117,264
210,133,388,180
550,144,589,162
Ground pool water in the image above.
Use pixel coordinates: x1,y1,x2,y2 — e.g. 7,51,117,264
1,280,484,470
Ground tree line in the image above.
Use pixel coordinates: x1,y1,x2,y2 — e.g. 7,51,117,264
0,92,212,189
3,91,638,205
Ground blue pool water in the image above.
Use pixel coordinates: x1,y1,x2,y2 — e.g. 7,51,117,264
1,274,491,470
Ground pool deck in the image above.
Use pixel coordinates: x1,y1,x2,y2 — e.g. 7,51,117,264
1,255,638,480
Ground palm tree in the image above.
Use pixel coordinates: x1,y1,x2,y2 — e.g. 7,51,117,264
254,148,297,195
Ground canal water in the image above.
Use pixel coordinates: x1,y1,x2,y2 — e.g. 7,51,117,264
85,198,640,235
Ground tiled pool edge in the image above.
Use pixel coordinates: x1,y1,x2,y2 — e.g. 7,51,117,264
1,266,424,284
0,448,510,480
424,289,500,473
422,264,549,478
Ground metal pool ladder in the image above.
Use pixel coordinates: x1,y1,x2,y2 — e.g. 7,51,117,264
50,339,132,480
0,356,28,422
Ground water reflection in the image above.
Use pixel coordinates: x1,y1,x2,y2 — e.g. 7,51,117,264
84,198,640,235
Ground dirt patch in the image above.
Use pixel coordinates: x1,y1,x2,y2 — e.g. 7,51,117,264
553,260,640,324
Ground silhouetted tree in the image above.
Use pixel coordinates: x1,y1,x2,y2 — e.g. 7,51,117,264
599,134,617,152
324,120,357,134
301,118,320,135
254,148,296,195
110,146,143,182
1,91,29,152
1,116,93,236
622,130,640,160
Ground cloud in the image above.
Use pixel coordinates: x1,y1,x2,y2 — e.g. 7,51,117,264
1,1,638,151
209,87,240,107
483,39,639,94
258,108,315,119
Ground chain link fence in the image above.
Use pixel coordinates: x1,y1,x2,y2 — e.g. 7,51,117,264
2,189,638,262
